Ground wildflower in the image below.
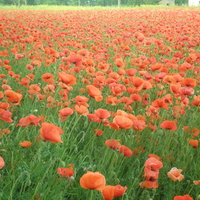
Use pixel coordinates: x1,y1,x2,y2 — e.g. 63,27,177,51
40,122,64,143
0,156,5,169
57,164,74,178
167,167,184,181
80,171,106,191
19,141,32,148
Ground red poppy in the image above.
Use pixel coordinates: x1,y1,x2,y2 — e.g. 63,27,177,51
0,156,5,169
40,122,64,143
57,164,74,178
174,195,193,200
17,115,41,127
58,72,76,85
0,109,13,123
94,129,103,136
101,185,115,200
152,99,169,110
118,145,133,157
105,139,121,150
5,90,23,105
86,85,103,102
144,157,163,171
41,73,54,84
19,141,32,148
139,180,159,189
114,185,127,197
160,120,177,131
189,139,199,148
58,107,74,121
167,167,184,181
80,171,106,191
112,115,133,130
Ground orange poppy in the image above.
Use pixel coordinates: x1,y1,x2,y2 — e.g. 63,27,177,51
5,90,23,105
41,73,54,84
174,195,193,200
86,85,103,102
105,139,121,150
80,171,106,191
19,141,32,148
0,156,5,169
192,95,200,106
94,108,110,121
17,115,41,127
67,54,82,67
114,185,127,197
181,78,196,88
94,129,103,136
179,87,194,96
57,164,74,178
152,99,169,110
139,180,159,189
40,122,64,143
58,72,76,85
118,145,133,157
72,95,89,107
160,120,177,131
189,139,199,148
0,109,13,123
74,105,89,116
58,107,74,121
144,157,163,171
193,180,200,185
167,167,184,181
101,185,115,200
112,115,133,130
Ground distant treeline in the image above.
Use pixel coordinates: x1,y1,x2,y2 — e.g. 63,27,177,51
0,0,188,6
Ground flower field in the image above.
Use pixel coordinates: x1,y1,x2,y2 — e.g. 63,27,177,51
1,7,200,200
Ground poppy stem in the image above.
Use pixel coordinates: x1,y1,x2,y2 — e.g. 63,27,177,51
90,190,94,200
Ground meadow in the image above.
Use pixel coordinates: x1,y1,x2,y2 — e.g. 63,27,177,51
0,6,200,200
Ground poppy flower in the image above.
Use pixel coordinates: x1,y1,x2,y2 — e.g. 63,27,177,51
152,99,169,110
94,108,110,121
160,120,177,131
74,105,89,116
57,164,74,178
86,85,103,102
17,115,41,127
144,157,163,171
67,54,82,67
118,145,133,157
58,107,74,121
0,156,5,169
114,185,127,197
19,141,32,148
101,185,115,200
5,90,23,105
189,139,199,148
41,73,54,84
40,122,64,143
112,115,133,130
193,180,200,185
58,72,76,85
173,194,193,200
94,129,103,136
105,139,121,150
192,95,200,106
143,167,159,180
139,180,159,189
80,171,106,191
181,78,196,88
167,167,184,181
0,109,13,123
